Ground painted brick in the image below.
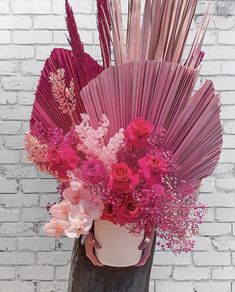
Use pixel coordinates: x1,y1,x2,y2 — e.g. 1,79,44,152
0,267,15,280
212,267,235,280
0,46,34,59
213,236,235,251
20,179,58,193
193,252,231,266
0,222,38,237
0,1,9,14
0,252,34,265
13,30,52,44
37,281,68,292
37,251,70,265
153,252,191,266
0,194,38,207
0,238,16,251
0,92,18,105
0,16,32,29
0,208,20,222
18,265,54,280
194,282,231,292
52,0,93,15
0,121,21,135
22,207,49,222
0,281,35,292
55,266,70,280
18,237,55,251
0,31,11,44
155,282,194,292
173,267,210,280
0,106,32,121
150,267,172,280
199,223,231,236
33,16,66,29
12,0,51,15
215,208,235,222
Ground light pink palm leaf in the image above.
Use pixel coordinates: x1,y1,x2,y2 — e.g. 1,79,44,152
80,61,222,184
107,0,209,69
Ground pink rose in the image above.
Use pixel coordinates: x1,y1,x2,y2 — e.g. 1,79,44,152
124,118,154,148
43,218,70,239
138,154,168,185
108,163,139,193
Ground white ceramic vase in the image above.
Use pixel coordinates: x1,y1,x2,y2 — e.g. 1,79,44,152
94,219,144,267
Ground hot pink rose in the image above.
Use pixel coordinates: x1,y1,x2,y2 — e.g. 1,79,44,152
43,218,70,239
138,154,168,185
101,203,117,224
48,146,81,179
108,163,139,193
48,148,61,164
116,196,142,225
124,118,154,148
50,201,72,220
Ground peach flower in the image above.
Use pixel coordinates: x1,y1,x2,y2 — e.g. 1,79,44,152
50,201,72,220
62,186,91,204
43,218,70,239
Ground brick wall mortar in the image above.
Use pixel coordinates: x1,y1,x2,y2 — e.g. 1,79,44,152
0,0,235,291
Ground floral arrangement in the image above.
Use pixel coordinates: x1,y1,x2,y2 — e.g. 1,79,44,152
26,113,206,252
25,0,223,255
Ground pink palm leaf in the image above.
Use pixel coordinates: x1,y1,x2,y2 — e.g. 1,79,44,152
80,60,222,185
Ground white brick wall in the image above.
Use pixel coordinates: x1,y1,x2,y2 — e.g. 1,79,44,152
0,0,235,291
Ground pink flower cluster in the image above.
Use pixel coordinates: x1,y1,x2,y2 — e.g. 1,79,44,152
44,185,104,239
27,115,206,252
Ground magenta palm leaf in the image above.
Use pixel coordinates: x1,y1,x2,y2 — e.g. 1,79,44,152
30,1,103,143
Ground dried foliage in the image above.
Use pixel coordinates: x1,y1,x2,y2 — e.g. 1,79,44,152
24,132,49,173
49,69,76,120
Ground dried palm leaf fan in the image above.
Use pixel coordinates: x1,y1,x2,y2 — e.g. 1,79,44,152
30,0,106,143
80,0,223,186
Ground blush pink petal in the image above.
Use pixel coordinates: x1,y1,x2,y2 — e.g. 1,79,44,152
65,215,93,238
43,218,70,240
50,201,72,220
80,199,104,220
62,187,91,204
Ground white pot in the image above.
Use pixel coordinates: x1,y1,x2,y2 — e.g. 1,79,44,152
94,219,144,267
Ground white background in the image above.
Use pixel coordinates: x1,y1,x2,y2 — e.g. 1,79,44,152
0,0,235,291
